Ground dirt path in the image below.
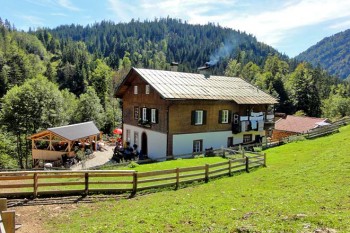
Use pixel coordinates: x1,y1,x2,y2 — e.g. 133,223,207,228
70,145,114,170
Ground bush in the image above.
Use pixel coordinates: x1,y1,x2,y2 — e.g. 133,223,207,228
253,147,262,152
0,153,18,169
128,161,139,168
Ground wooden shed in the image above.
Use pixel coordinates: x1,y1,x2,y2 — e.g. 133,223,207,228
28,121,101,166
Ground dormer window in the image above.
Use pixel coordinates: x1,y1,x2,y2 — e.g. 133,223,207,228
145,85,150,94
134,86,138,94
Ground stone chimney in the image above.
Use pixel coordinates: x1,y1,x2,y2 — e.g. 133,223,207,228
170,62,179,72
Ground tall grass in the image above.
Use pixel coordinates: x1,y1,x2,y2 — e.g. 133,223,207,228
46,125,350,232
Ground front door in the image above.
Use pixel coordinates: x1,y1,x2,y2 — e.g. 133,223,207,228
141,132,148,156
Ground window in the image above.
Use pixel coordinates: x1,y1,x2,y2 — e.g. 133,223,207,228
151,108,158,124
243,134,252,143
193,140,203,153
126,129,131,142
142,107,147,121
145,85,150,94
134,106,139,120
134,86,138,94
219,110,231,124
134,132,139,146
191,110,206,125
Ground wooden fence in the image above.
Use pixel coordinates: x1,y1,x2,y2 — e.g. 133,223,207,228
0,154,265,199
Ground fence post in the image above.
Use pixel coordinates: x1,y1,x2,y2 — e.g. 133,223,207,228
205,164,209,183
132,171,138,195
0,198,7,211
33,173,38,198
245,156,249,173
228,160,232,176
263,153,266,167
1,210,15,233
84,172,89,196
175,168,180,190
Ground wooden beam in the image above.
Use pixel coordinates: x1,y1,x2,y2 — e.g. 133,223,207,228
0,198,7,211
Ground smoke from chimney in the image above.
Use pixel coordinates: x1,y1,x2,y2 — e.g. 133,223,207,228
208,36,239,66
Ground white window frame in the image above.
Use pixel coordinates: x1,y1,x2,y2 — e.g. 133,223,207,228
193,140,202,153
134,132,139,145
142,108,147,121
134,86,138,94
134,106,139,120
126,129,131,142
145,85,150,94
151,108,156,123
195,110,203,125
222,110,229,123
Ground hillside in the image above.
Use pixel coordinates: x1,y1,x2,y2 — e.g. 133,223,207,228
26,124,349,232
296,29,350,79
47,18,286,74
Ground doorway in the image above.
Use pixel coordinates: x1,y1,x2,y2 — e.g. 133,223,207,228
141,132,148,156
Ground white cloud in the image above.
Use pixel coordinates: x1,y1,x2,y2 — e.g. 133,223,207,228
51,12,68,17
57,0,81,11
108,0,140,22
328,19,350,30
188,0,350,48
105,0,350,55
21,15,45,26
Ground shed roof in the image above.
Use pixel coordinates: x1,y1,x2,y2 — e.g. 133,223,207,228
275,115,328,133
116,68,278,104
47,121,100,141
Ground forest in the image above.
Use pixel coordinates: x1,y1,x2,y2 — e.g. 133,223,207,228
0,17,350,169
296,28,350,80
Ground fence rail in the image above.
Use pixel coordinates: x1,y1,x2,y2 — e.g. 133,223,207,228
0,154,265,198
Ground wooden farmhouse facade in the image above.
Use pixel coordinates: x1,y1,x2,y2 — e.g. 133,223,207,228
115,68,278,160
28,121,101,165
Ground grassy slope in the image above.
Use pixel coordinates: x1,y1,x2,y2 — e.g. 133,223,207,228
47,126,350,233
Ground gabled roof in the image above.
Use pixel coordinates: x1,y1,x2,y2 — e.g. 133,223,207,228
48,121,99,141
275,115,328,133
29,121,100,141
116,68,278,104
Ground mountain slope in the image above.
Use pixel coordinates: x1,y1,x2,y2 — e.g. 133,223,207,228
296,29,350,79
47,18,286,74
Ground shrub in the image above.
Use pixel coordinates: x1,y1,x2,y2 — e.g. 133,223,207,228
128,161,139,168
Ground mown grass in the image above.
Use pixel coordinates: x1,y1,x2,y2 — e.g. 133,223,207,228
46,125,350,232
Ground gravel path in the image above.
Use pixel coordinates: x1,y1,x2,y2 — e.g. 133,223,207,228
70,145,114,170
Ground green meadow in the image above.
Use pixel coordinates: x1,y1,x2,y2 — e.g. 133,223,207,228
46,125,350,232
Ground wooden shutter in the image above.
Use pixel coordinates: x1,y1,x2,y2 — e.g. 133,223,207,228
202,110,207,125
228,110,232,123
191,110,195,125
218,110,222,124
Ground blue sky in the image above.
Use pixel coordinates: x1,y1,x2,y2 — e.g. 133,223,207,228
2,0,350,57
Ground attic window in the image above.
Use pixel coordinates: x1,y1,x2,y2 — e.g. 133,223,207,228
145,85,150,94
134,86,138,95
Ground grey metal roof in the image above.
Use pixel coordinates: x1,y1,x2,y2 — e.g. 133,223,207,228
133,68,278,104
48,121,100,141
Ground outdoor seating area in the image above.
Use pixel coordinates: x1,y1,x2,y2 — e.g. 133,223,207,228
112,142,145,163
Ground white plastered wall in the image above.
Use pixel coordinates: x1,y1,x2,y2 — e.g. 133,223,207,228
123,124,167,161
